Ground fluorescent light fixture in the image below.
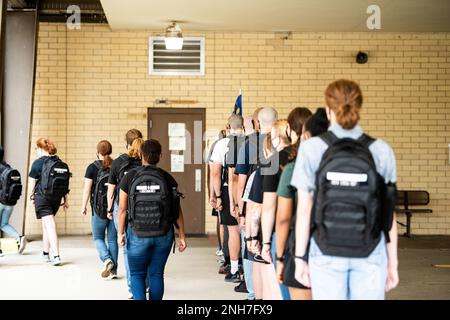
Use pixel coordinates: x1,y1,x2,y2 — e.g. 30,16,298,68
164,22,183,50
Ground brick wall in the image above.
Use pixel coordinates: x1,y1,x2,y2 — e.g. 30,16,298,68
27,23,450,236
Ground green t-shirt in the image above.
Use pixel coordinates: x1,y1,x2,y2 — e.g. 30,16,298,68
276,161,296,200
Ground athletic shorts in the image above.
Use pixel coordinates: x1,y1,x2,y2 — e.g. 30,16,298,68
219,185,238,226
34,194,61,219
283,229,310,289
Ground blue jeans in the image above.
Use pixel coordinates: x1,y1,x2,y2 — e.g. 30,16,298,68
126,226,174,300
113,202,132,293
240,229,255,300
91,213,118,273
309,235,388,300
271,232,291,300
0,203,20,239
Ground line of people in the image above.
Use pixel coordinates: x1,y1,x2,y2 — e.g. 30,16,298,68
208,79,399,300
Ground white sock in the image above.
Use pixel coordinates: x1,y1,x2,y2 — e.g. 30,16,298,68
231,260,239,274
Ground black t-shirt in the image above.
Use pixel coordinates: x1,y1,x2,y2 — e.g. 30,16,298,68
108,154,128,186
262,146,292,193
29,156,52,180
85,161,101,209
119,166,178,195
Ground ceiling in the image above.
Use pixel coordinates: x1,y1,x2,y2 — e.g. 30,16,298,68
100,0,450,32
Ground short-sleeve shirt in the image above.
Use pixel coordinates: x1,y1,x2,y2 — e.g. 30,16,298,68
262,146,292,193
209,138,230,166
29,156,52,180
108,154,129,186
119,166,178,195
277,161,296,200
85,161,100,185
235,132,266,175
291,123,397,193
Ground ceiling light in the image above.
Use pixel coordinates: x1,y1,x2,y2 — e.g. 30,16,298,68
164,22,183,50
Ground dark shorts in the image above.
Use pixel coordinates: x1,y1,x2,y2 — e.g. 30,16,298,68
34,194,61,219
219,185,238,226
283,230,310,290
211,208,218,217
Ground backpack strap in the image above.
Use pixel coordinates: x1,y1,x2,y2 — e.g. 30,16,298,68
94,160,102,171
357,133,376,148
319,131,339,147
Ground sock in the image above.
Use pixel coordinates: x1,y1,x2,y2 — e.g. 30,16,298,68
43,251,49,256
231,260,239,274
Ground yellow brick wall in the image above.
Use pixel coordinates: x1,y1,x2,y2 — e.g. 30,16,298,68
26,23,450,236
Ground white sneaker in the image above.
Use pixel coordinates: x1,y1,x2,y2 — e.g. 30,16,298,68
109,272,118,280
52,256,62,266
42,252,51,263
216,249,224,256
101,259,114,278
127,293,134,300
17,236,27,254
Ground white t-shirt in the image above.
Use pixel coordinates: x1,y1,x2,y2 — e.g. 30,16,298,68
209,137,230,166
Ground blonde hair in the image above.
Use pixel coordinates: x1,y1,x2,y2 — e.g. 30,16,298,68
325,79,363,129
128,138,144,159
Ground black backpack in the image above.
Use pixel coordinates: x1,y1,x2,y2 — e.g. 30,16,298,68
222,135,247,186
0,163,22,206
128,166,182,237
38,156,71,201
92,161,110,219
311,131,396,258
117,154,141,186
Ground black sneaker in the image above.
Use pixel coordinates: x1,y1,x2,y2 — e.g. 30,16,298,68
234,281,248,293
0,249,3,257
225,271,241,283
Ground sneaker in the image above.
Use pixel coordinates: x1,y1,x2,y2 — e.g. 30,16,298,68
218,264,230,275
127,293,134,300
42,252,51,263
215,249,224,256
0,249,3,257
234,281,248,293
17,236,27,254
101,259,114,278
109,272,118,280
52,256,62,266
225,271,241,283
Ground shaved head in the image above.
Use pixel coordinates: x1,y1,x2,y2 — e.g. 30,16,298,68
258,106,278,129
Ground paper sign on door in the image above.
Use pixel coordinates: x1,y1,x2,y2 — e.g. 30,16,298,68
169,136,186,151
171,154,184,172
168,123,186,137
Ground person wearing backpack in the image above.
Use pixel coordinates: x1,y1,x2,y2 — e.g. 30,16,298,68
117,139,187,300
275,108,328,300
80,140,118,279
293,79,399,300
28,138,71,266
0,146,26,256
210,114,245,284
107,129,143,298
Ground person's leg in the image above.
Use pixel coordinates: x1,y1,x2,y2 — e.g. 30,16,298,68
308,239,349,300
241,229,255,300
252,261,263,299
228,225,240,274
91,215,111,262
41,219,50,254
114,201,132,293
126,227,151,301
42,215,59,256
349,239,388,300
147,231,173,300
271,232,290,300
0,205,20,239
288,287,312,300
216,216,222,251
106,219,119,274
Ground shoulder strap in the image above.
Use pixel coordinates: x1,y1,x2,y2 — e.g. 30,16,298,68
319,131,338,147
357,133,376,148
94,160,102,170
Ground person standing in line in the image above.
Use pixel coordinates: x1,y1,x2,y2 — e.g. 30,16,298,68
107,129,143,298
81,140,118,279
293,79,399,300
28,138,70,266
117,139,187,300
0,145,26,256
275,108,328,300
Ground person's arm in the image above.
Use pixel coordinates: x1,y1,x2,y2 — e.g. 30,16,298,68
294,190,313,287
275,196,293,283
385,214,399,291
107,183,115,220
261,192,277,262
237,174,247,217
117,189,128,246
28,178,37,205
176,207,187,252
81,178,93,215
210,163,223,210
63,194,69,212
228,168,240,219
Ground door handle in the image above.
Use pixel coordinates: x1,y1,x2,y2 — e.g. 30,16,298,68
195,169,201,192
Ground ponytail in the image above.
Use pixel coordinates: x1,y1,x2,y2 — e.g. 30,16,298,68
36,138,57,155
96,140,113,169
128,138,144,159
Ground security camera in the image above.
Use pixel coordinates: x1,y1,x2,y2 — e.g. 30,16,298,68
356,51,368,64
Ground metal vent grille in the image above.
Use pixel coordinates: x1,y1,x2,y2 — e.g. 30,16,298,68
149,36,205,76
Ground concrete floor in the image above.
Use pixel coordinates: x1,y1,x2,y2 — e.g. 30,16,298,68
0,235,449,300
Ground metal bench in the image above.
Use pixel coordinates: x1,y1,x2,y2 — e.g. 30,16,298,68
395,190,433,237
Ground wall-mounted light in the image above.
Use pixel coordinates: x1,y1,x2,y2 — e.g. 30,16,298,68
356,51,368,64
164,22,183,50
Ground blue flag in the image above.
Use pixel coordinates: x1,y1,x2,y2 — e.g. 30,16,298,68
232,93,242,115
